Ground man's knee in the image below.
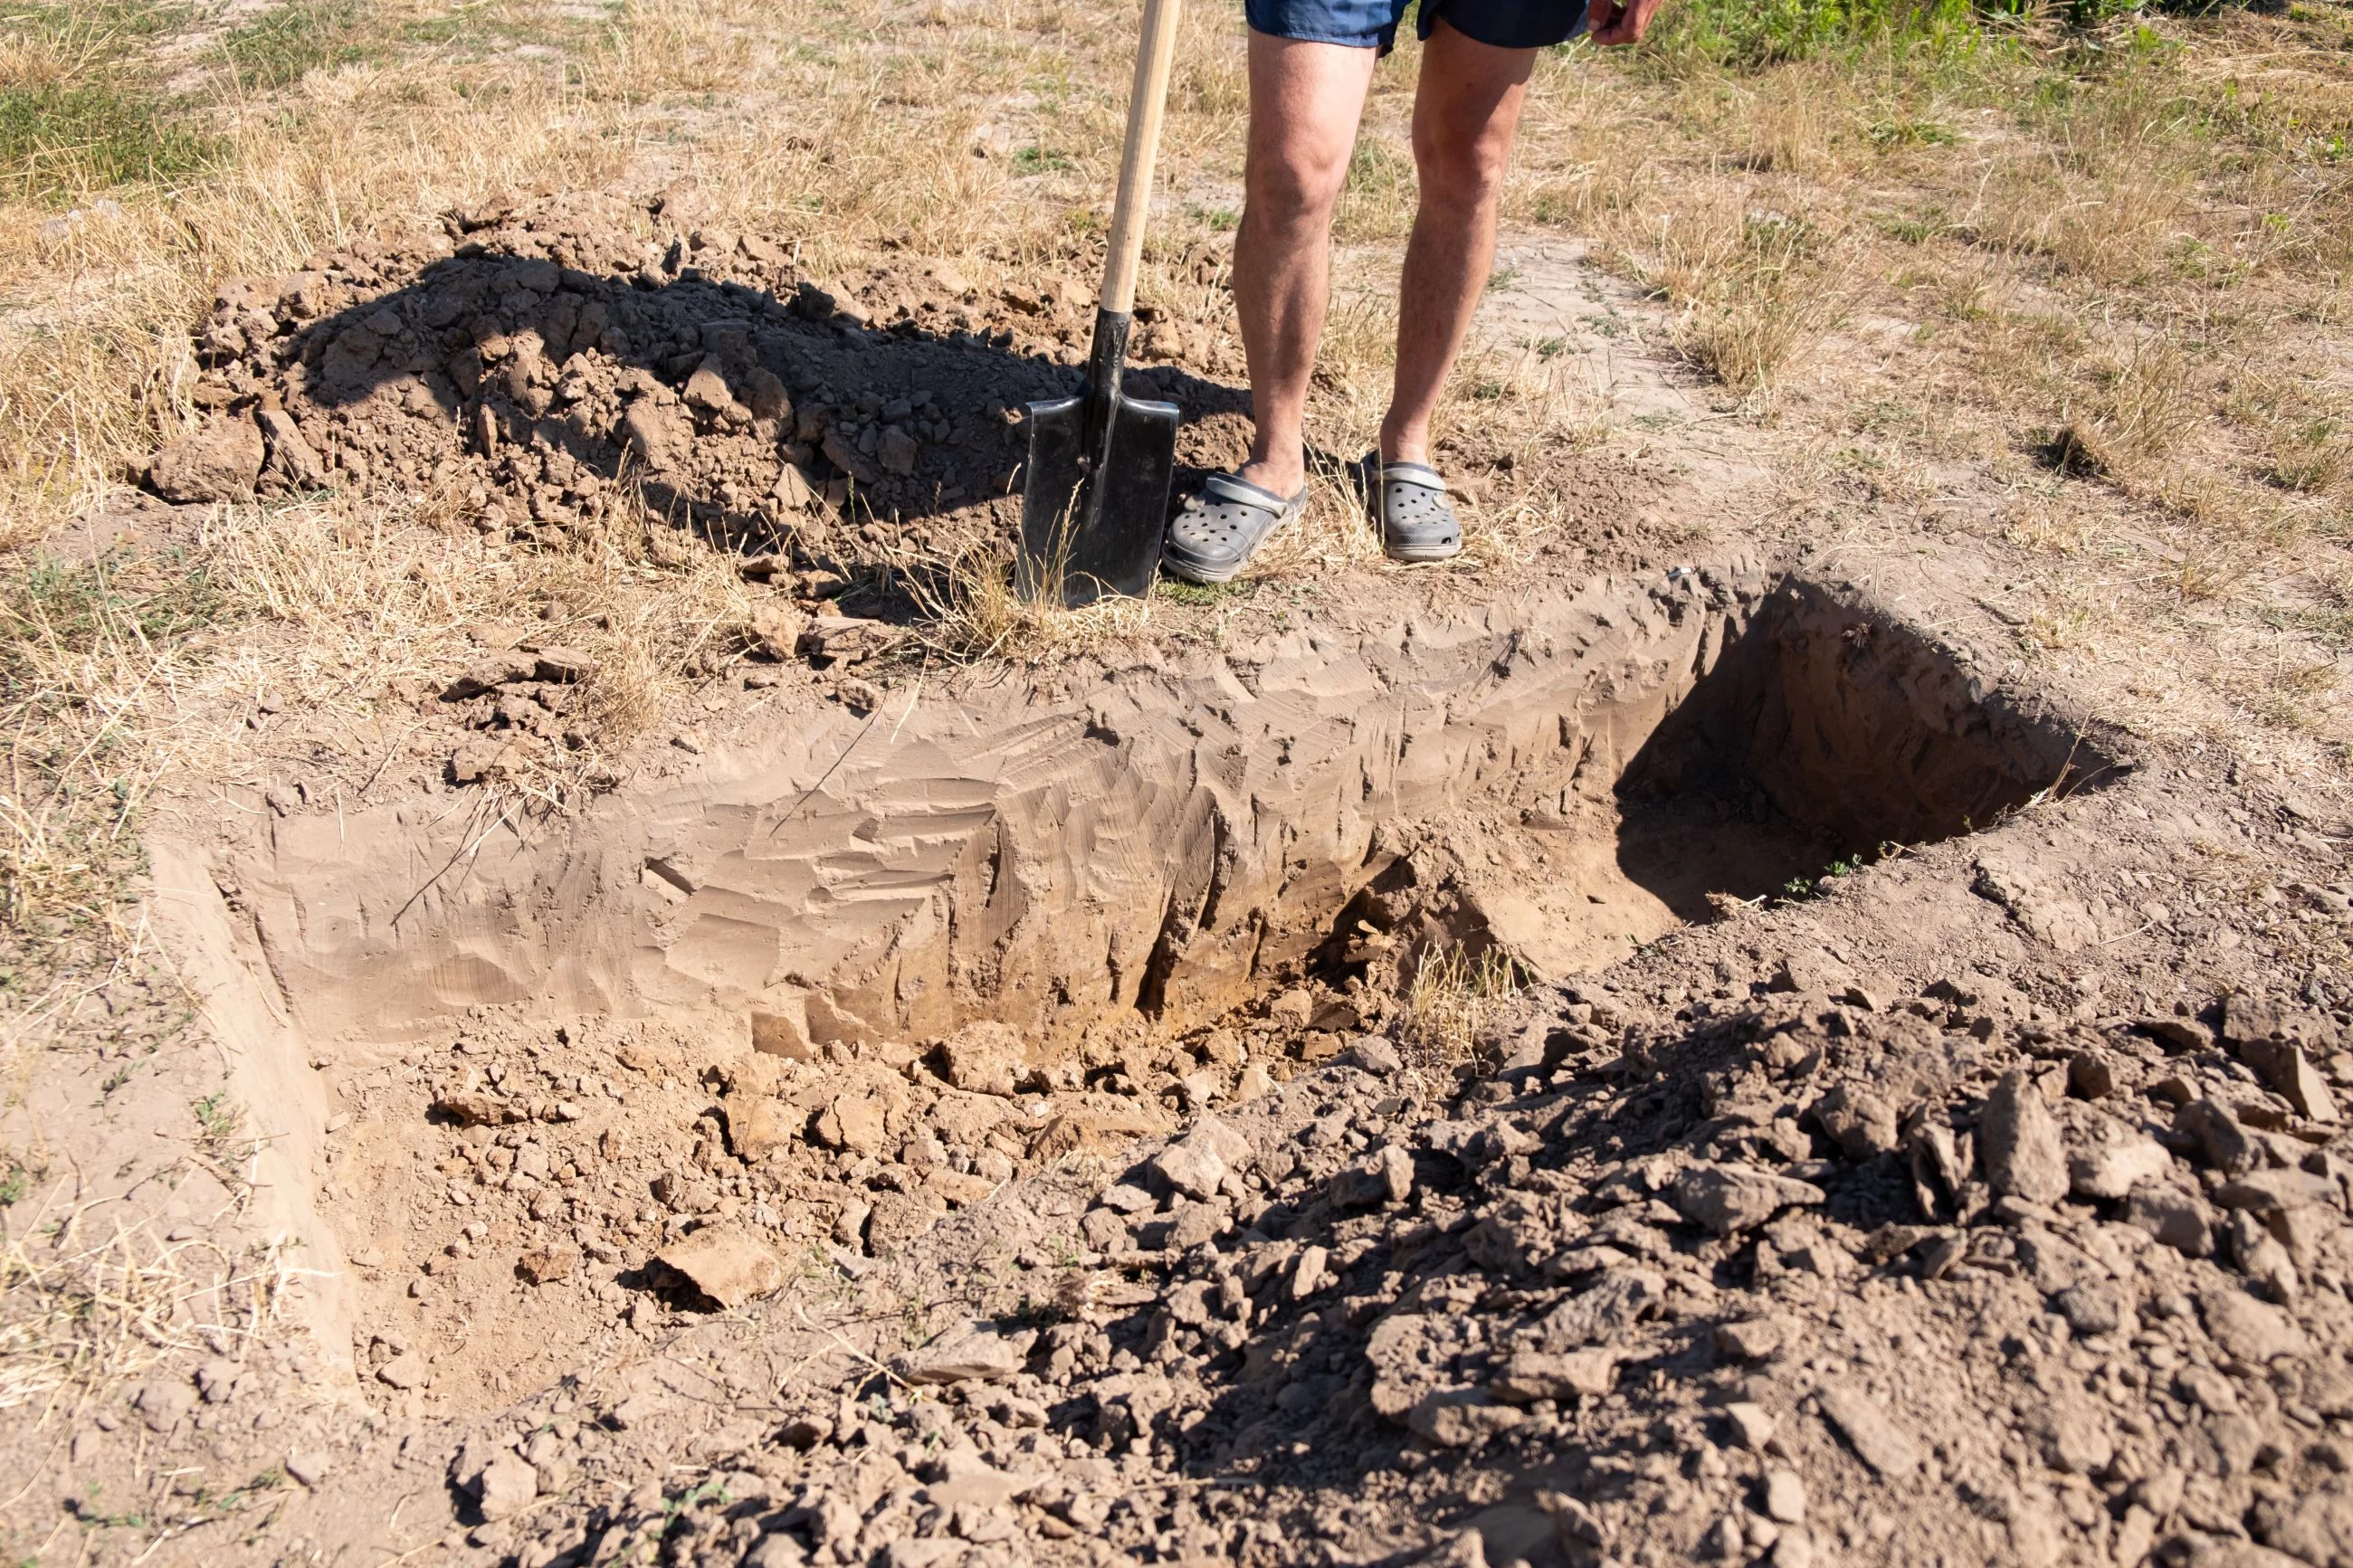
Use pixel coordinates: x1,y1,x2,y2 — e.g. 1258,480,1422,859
1246,144,1351,228
1413,121,1512,206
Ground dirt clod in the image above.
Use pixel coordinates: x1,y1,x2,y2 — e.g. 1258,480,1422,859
1670,1163,1825,1234
146,413,263,502
1814,1382,1920,1478
890,1324,1034,1384
472,1449,538,1520
516,1242,578,1284
1979,1067,2070,1203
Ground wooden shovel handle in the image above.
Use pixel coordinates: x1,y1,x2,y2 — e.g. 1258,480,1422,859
1099,0,1183,318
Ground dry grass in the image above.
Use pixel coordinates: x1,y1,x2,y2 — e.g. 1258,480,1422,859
1497,2,2352,769
1397,943,1526,1067
0,480,760,962
911,542,1156,662
0,1182,304,1419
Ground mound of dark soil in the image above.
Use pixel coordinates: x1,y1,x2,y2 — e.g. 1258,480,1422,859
142,190,1250,566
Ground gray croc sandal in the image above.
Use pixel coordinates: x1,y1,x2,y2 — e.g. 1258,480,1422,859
1360,453,1462,563
1163,471,1307,584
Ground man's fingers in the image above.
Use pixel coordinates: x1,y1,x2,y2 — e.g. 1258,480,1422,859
1589,0,1657,44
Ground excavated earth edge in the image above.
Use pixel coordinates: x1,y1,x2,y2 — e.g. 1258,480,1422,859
138,557,2120,1417
116,550,2353,1568
211,561,2103,1066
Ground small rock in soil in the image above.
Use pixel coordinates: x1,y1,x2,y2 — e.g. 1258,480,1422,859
1723,1401,1777,1451
1150,1116,1248,1200
658,1226,786,1308
1671,1164,1824,1235
2240,1037,2339,1124
2199,1285,2309,1363
2127,1183,2215,1256
1815,1382,1920,1478
1491,1349,1616,1403
1330,1144,1415,1208
1714,1318,1784,1360
375,1353,424,1390
2067,1120,2172,1200
1978,1069,2068,1203
472,1450,538,1521
2177,1098,2262,1174
1408,1388,1525,1449
131,1381,194,1431
517,1243,578,1284
938,1021,1024,1098
1539,1267,1666,1347
1810,1084,1899,1160
890,1324,1034,1384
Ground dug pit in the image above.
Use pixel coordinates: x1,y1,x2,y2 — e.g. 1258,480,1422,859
160,561,2112,1418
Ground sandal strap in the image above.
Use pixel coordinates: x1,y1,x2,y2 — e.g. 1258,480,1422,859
1198,471,1301,513
1378,461,1447,494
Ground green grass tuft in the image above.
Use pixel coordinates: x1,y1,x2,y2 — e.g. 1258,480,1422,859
1154,575,1259,606
0,81,216,198
224,0,377,88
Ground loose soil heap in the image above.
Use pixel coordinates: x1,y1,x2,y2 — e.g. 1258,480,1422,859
70,653,2353,1568
142,189,1248,565
423,958,2353,1568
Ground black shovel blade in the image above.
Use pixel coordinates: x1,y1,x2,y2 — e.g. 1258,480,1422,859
1016,387,1179,605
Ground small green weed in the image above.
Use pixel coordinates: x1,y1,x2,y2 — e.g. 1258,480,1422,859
1004,1293,1068,1329
0,82,216,198
1,551,223,694
1154,576,1258,607
1642,0,1996,71
1011,145,1071,175
192,1091,243,1149
224,0,377,88
663,1478,733,1519
1867,116,1957,145
1775,845,1900,904
1873,210,1947,243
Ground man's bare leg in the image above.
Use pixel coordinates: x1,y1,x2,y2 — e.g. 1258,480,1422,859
1231,32,1378,498
1380,21,1536,468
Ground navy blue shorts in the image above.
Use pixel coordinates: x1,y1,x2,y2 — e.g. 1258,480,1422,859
1246,0,1587,52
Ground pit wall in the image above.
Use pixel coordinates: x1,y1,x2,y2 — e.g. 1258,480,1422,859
1624,576,2117,845
146,841,357,1387
196,562,2111,1064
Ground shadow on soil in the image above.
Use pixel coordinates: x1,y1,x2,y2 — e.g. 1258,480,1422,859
1614,575,2129,920
255,243,1251,583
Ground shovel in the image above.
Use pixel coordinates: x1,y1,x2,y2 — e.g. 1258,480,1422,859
1015,0,1184,606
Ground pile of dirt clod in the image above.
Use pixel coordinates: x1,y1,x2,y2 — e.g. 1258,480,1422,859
461,971,2353,1568
138,189,1249,563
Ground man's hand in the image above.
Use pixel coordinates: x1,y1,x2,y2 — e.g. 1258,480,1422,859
1588,0,1663,45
